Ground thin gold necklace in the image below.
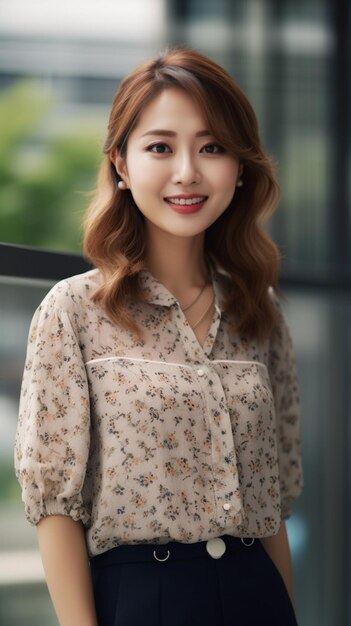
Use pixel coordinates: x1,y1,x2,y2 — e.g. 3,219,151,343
182,282,208,312
189,294,215,330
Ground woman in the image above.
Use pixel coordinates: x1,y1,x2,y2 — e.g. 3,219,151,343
15,48,303,626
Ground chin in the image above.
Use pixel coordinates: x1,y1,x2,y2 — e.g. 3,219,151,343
165,224,209,238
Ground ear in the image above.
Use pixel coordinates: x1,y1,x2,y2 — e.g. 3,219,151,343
110,149,130,187
238,162,244,178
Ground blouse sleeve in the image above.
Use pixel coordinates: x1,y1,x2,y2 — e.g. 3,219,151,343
14,284,91,526
268,288,303,520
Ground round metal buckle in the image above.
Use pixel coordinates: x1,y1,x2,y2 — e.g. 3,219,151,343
241,537,255,547
153,549,170,562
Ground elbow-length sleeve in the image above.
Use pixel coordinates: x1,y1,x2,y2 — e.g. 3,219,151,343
14,284,91,526
268,288,303,520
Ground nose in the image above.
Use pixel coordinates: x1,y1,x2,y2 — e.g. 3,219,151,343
172,152,201,186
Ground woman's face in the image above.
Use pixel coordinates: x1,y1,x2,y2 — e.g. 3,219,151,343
114,87,241,240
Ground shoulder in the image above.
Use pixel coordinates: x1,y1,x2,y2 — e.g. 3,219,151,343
32,269,102,333
267,285,288,328
39,269,101,312
267,286,295,356
208,259,233,310
268,285,283,310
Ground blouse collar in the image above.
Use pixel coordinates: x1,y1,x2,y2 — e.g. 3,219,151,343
138,255,229,312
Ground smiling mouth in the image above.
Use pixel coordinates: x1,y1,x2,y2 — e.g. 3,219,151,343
164,195,208,215
164,196,208,206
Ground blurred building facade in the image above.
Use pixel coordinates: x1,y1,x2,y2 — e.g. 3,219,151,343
0,1,350,625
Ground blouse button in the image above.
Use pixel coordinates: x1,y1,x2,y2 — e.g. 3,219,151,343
223,502,231,511
197,369,205,377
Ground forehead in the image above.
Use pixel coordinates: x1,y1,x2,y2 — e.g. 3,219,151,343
131,87,208,135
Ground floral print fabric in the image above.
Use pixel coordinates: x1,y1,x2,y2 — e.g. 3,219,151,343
15,259,303,556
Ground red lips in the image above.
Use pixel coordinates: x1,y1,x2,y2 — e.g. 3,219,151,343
164,194,208,214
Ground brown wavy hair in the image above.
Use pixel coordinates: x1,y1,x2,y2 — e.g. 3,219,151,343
83,47,281,341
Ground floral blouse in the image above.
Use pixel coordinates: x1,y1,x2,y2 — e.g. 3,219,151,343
15,259,303,557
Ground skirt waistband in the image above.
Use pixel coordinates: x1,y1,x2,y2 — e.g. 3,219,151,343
90,535,257,568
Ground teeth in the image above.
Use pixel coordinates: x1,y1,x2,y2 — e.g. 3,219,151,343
166,197,206,206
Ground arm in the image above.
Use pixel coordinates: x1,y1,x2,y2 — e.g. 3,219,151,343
260,520,295,606
264,291,303,607
37,515,98,626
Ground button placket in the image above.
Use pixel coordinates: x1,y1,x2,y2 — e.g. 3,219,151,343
195,365,244,527
170,284,245,529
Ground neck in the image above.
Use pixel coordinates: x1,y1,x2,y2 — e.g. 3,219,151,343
144,226,210,294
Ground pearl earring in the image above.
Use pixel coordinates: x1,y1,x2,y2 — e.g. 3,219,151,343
236,178,243,187
118,180,127,190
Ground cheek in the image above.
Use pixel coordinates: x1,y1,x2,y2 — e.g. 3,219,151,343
127,156,167,191
209,160,239,192
220,162,239,187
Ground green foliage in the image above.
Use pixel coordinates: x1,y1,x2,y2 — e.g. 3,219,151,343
0,80,103,252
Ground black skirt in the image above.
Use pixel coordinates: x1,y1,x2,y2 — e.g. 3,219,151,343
89,534,298,626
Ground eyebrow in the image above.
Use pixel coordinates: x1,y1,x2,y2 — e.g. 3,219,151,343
141,129,212,138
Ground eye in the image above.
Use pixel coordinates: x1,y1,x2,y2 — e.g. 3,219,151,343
147,143,171,154
201,143,225,154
